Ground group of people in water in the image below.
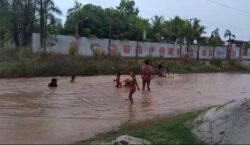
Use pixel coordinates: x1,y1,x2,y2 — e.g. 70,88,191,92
48,59,168,104
114,60,157,104
48,75,75,87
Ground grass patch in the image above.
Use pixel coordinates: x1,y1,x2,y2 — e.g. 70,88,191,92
0,48,249,78
79,110,204,145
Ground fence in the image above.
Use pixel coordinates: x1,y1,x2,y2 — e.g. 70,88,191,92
32,33,250,60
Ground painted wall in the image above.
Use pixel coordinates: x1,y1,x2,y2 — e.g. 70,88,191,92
32,33,241,60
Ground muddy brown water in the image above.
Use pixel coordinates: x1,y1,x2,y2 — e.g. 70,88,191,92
0,73,249,144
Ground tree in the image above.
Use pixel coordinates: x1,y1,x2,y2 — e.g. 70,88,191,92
129,15,149,60
162,16,189,56
162,16,188,43
150,15,164,41
192,19,206,59
38,0,62,53
67,0,82,37
116,0,139,16
209,28,224,59
0,0,38,47
224,29,235,60
224,29,235,42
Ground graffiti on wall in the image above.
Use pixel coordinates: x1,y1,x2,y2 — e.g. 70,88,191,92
32,33,242,60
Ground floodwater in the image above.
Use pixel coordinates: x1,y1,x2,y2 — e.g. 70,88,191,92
0,73,250,144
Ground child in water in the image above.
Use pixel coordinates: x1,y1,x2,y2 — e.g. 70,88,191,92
127,72,140,104
123,79,130,88
70,75,75,83
114,72,122,88
48,78,58,88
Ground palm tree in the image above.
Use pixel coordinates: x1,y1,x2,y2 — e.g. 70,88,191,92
210,28,220,59
129,15,149,61
39,0,62,53
162,16,189,56
224,29,235,60
224,29,235,42
67,0,83,37
192,19,206,59
150,15,164,41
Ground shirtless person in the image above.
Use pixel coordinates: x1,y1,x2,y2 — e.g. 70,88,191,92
114,72,122,88
141,60,154,91
128,72,140,104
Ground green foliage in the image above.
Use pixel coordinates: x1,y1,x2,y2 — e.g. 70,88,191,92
208,28,224,47
0,0,37,47
92,48,107,60
0,50,250,78
224,29,236,41
116,0,139,16
210,60,222,67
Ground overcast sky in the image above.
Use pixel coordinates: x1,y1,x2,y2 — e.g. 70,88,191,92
54,0,250,41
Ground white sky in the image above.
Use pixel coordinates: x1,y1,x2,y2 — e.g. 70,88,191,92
54,0,250,41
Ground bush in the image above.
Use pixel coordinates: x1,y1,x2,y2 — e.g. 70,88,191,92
210,60,222,67
92,48,107,60
69,41,79,57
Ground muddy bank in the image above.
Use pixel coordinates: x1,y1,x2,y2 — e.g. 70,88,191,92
194,99,250,144
0,73,250,143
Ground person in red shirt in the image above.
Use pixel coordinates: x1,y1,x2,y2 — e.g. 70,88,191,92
128,72,140,104
114,72,122,88
141,60,154,91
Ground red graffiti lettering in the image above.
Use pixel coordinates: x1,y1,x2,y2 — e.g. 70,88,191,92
168,48,174,56
123,45,131,54
159,47,165,56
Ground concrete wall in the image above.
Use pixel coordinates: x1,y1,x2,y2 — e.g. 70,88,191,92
32,33,244,60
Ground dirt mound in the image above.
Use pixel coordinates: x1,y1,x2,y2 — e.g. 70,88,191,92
194,99,250,144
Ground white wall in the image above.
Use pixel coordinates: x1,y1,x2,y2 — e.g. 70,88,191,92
33,33,241,60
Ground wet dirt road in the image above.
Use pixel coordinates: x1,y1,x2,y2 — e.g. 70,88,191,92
0,73,250,144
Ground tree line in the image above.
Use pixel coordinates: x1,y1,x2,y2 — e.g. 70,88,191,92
0,0,236,53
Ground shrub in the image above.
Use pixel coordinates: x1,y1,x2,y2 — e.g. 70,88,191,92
92,48,107,60
210,60,222,67
69,41,79,57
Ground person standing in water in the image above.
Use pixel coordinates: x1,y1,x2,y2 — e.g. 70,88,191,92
158,60,164,77
114,72,122,88
142,60,154,91
128,72,140,104
70,75,76,83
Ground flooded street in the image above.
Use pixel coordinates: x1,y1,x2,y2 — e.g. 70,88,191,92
0,73,250,144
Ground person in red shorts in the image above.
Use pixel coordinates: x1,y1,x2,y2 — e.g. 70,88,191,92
141,60,154,91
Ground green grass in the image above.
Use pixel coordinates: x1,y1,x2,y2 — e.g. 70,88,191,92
79,110,204,145
0,50,249,78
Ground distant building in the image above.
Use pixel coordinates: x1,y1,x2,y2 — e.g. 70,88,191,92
226,39,248,47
